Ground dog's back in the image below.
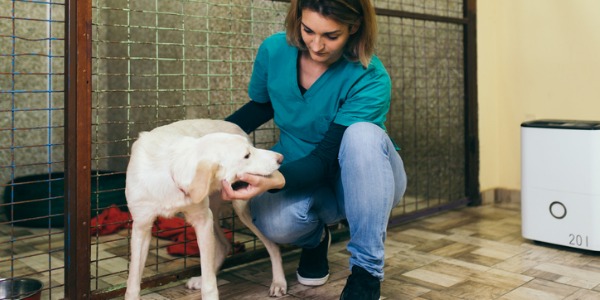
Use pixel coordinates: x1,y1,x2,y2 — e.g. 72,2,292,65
150,119,247,139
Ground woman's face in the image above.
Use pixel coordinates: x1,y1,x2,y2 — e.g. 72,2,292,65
300,9,355,66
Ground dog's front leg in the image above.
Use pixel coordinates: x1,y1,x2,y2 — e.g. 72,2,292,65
184,205,219,300
232,200,287,297
125,218,154,300
209,192,233,269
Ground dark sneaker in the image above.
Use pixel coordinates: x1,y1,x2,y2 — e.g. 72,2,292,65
340,266,381,300
296,226,331,286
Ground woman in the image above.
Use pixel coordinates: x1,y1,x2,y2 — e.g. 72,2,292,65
222,0,407,298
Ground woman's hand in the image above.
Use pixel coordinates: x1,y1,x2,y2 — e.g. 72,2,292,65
221,170,285,201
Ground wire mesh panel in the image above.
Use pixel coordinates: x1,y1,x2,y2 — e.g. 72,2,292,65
0,0,66,299
375,0,463,17
375,1,468,221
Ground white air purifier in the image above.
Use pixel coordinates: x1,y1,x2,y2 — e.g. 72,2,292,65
521,119,600,250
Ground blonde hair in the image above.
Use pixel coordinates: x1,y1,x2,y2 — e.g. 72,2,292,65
285,0,377,68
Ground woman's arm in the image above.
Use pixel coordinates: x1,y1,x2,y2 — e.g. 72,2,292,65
225,101,274,134
276,122,347,191
221,122,347,200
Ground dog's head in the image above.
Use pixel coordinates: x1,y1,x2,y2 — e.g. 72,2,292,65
179,133,283,202
202,133,283,182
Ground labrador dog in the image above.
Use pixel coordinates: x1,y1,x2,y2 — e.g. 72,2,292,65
124,119,286,300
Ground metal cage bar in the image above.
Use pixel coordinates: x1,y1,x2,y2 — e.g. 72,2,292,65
464,0,480,204
64,0,92,299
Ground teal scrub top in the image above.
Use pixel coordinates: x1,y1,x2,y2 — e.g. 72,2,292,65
248,32,392,162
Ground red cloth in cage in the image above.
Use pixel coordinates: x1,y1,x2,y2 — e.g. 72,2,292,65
90,205,131,235
90,205,244,256
151,216,238,256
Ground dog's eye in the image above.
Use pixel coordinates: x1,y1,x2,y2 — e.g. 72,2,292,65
244,153,251,159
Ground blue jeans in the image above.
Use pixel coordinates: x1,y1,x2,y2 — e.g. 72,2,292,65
250,122,407,279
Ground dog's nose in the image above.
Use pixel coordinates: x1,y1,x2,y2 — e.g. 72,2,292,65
276,154,284,165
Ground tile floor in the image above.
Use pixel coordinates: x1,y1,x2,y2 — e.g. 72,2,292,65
122,201,600,299
4,201,600,299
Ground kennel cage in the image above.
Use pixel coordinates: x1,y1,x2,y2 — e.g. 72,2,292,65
0,0,478,298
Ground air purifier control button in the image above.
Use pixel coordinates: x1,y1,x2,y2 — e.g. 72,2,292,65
549,201,567,219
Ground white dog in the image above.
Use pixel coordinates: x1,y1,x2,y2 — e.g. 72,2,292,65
124,119,286,300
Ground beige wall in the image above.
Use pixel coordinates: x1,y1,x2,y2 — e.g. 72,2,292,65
478,0,600,191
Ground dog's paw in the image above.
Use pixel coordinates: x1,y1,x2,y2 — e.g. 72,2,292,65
269,281,287,297
185,276,203,290
124,288,140,300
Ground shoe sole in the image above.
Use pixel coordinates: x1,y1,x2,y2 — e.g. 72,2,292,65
340,291,381,300
296,272,330,286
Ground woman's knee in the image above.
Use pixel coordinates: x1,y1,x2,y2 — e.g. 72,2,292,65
343,122,385,142
342,122,387,146
340,122,390,164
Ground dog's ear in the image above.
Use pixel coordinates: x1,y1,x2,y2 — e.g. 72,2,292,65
188,161,219,204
